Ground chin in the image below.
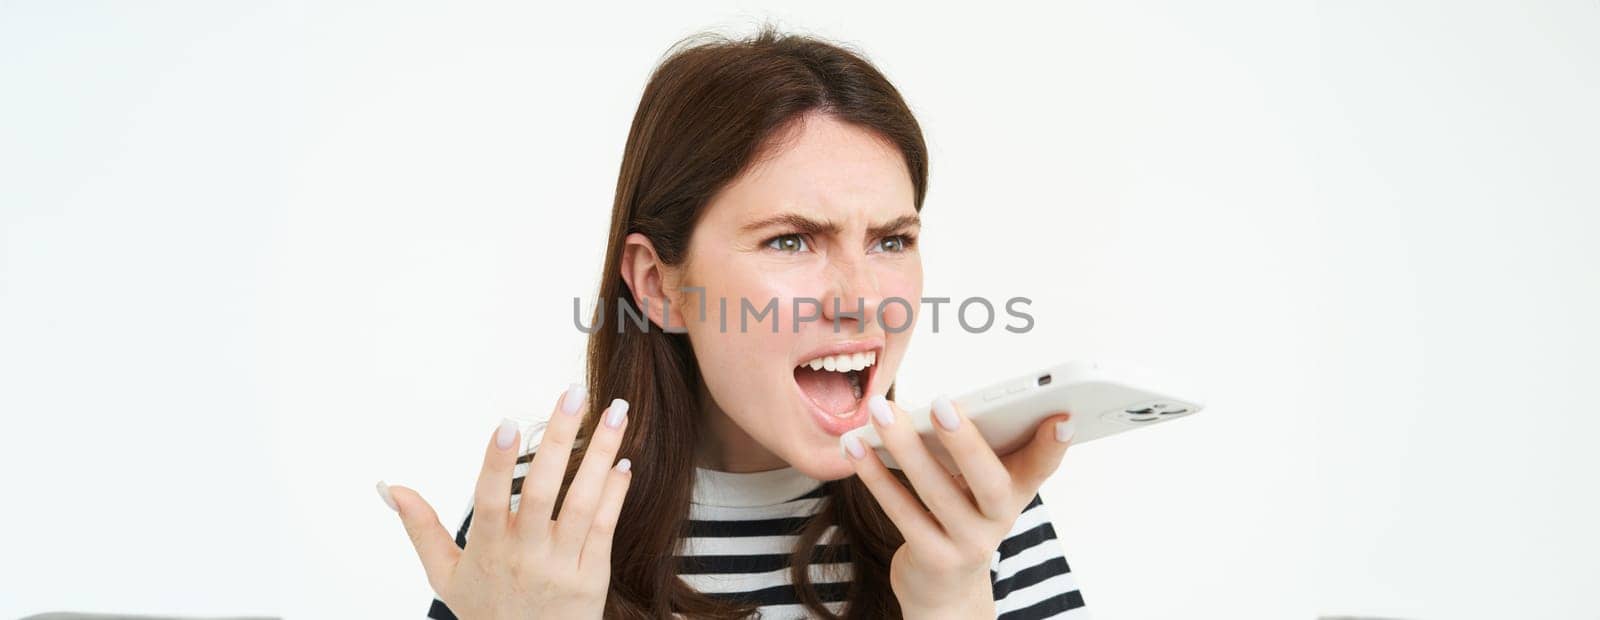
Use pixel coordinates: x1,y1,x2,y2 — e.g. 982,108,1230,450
785,442,861,482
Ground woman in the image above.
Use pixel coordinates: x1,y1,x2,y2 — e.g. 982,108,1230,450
378,26,1087,619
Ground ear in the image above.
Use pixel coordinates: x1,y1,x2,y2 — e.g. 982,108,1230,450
620,232,689,332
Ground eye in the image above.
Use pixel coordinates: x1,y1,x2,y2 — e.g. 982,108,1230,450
765,233,810,253
872,234,916,253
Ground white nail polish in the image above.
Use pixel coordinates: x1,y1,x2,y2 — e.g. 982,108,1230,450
605,398,630,428
932,395,960,432
376,480,398,512
496,417,519,449
562,382,586,415
868,395,893,426
615,457,632,472
845,435,866,459
1055,418,1077,443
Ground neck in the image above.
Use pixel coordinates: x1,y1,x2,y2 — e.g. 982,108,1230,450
693,380,791,473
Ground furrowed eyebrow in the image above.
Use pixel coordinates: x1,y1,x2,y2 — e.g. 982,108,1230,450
868,214,921,239
740,213,840,236
739,212,921,238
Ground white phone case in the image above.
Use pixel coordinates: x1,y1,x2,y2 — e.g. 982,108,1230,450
839,361,1205,474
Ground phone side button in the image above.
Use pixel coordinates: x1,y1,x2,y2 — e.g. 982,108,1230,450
983,389,1005,401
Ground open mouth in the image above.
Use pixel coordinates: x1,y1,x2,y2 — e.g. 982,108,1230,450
793,349,877,416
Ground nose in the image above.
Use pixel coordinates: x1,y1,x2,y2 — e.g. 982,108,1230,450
819,254,882,333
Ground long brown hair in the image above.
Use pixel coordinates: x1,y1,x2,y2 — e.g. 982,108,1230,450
553,24,929,619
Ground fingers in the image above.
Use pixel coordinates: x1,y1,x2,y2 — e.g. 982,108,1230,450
999,412,1075,498
865,395,983,534
515,383,588,533
927,395,1014,520
552,398,630,557
579,457,634,570
381,482,460,597
470,417,523,541
841,408,943,550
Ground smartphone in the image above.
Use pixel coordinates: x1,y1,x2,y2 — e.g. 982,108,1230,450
840,361,1206,474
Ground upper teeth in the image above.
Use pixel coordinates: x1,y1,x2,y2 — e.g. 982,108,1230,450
799,351,876,372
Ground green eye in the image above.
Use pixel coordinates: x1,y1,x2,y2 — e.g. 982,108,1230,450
766,234,809,253
875,235,913,253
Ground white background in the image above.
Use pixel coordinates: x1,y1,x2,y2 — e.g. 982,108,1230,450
3,2,1597,618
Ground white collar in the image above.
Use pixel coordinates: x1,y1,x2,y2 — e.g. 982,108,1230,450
691,464,824,508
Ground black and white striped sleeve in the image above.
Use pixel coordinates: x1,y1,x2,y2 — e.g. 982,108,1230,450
989,493,1088,619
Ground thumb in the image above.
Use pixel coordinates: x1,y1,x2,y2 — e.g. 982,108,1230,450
999,413,1074,492
379,481,460,597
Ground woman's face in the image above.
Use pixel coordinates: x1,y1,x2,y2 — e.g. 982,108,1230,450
669,112,922,479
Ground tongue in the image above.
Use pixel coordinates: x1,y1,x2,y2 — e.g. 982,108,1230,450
794,366,857,415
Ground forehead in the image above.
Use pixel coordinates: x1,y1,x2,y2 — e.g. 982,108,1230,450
702,112,917,228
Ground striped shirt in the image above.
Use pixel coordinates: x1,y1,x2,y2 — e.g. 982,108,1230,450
428,425,1088,619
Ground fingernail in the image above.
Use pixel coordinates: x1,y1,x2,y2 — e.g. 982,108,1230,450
562,382,586,415
615,457,632,472
376,480,398,512
605,398,630,429
931,395,960,432
496,417,518,449
868,395,894,426
1056,418,1077,443
844,435,866,460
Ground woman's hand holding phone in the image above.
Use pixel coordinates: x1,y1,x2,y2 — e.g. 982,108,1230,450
377,385,633,619
841,394,1075,618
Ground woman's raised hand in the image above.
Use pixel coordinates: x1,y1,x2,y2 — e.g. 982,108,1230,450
840,394,1074,618
377,384,634,619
